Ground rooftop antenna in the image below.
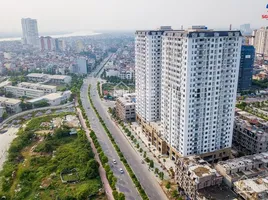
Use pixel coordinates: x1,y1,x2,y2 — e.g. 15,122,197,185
229,24,232,30
181,25,183,30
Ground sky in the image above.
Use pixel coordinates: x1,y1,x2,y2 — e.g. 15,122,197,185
0,0,268,35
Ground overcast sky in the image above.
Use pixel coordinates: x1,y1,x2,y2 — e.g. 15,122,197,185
1,0,268,34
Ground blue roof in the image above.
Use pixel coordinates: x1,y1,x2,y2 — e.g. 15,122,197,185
266,4,268,9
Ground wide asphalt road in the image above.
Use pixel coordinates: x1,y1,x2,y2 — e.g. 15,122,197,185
81,57,141,200
86,77,168,200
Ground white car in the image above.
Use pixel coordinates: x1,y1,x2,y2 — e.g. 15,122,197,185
113,159,117,164
119,168,124,174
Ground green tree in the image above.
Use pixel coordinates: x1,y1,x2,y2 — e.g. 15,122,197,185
149,160,154,168
159,172,164,180
166,182,171,190
2,112,8,119
154,168,159,174
171,189,179,198
85,159,99,179
143,151,147,158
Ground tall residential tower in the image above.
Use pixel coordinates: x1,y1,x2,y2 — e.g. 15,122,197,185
21,18,39,47
135,27,171,122
161,29,242,159
135,27,242,161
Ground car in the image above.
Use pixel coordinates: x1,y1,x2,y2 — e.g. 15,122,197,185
113,159,117,164
119,168,124,174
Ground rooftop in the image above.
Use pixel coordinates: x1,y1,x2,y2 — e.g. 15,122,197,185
234,116,268,137
0,96,21,104
234,177,268,194
117,93,136,106
0,81,11,88
18,82,57,89
27,73,48,78
177,156,218,178
217,152,268,172
28,91,71,103
50,75,71,80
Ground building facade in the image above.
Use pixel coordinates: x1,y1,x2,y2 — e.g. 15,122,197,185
215,152,268,187
0,97,21,113
254,27,268,56
234,177,268,200
18,82,57,94
71,57,87,75
115,93,136,122
233,109,268,155
237,45,255,91
240,24,251,36
135,27,170,122
5,86,45,99
21,18,39,47
161,29,242,159
40,36,55,51
176,156,222,199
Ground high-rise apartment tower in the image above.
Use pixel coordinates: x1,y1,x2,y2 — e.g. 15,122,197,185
21,18,39,47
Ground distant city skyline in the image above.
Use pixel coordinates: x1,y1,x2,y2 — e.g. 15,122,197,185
0,0,267,34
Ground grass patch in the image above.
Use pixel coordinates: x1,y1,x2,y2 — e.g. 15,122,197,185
0,114,103,200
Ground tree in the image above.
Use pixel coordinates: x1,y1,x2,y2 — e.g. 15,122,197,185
159,172,164,180
85,159,99,179
143,151,147,158
136,143,140,149
154,168,159,174
171,189,179,198
139,148,143,153
20,102,33,111
165,182,171,190
100,155,108,164
34,100,49,108
2,112,8,120
149,160,154,168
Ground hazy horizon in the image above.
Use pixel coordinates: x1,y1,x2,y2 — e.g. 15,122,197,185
1,0,268,35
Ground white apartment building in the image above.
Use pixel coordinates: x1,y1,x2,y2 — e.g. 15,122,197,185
135,27,171,122
21,18,39,47
5,86,45,99
27,73,49,82
18,82,57,94
0,97,21,113
28,91,71,106
253,27,268,56
161,29,242,159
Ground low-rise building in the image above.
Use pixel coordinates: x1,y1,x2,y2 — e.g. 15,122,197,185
233,111,268,155
28,91,71,106
26,73,72,84
49,75,72,84
215,152,268,187
115,93,136,122
18,82,57,94
0,96,21,113
5,85,45,98
27,73,49,82
234,177,268,200
175,156,222,200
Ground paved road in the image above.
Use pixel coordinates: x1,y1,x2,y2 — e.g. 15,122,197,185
0,102,74,129
86,77,168,200
81,57,141,200
77,107,114,200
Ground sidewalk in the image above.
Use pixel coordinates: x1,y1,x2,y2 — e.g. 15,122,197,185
77,108,114,200
131,122,176,171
